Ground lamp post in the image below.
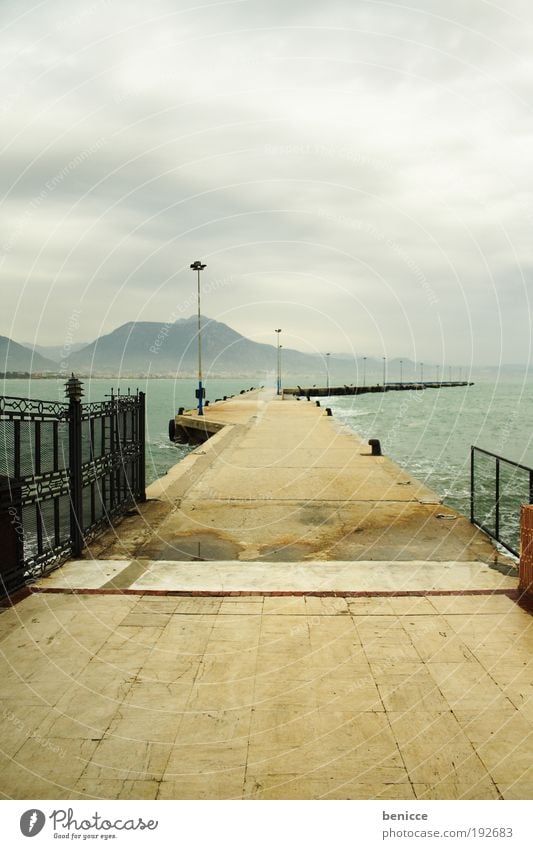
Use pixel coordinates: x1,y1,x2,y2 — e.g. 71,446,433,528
399,359,403,384
325,352,330,394
190,260,206,415
362,356,367,387
382,356,386,387
420,361,424,384
275,329,282,395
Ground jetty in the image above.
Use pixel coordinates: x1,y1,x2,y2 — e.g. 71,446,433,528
1,389,532,801
285,381,472,398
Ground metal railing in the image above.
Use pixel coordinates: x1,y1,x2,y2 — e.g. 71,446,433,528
0,381,145,596
470,445,533,556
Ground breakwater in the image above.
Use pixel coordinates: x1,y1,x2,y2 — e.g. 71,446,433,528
284,381,473,397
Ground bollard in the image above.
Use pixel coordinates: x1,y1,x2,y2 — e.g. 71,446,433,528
368,438,382,456
178,407,184,415
315,401,321,407
326,407,332,416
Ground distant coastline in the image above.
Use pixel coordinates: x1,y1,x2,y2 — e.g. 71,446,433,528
0,372,272,380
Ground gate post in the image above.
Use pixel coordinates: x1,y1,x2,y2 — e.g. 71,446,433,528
66,375,84,557
519,504,533,598
0,476,24,595
138,391,146,503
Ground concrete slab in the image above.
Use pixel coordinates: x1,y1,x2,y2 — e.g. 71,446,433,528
35,560,130,589
36,559,516,594
1,590,531,800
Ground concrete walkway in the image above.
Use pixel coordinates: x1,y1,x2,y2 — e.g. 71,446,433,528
88,392,513,567
1,590,532,800
1,390,531,801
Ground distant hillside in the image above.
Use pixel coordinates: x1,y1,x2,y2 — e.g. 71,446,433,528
65,316,363,379
21,341,88,362
0,336,58,373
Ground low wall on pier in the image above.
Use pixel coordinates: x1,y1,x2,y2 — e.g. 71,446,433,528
284,381,473,398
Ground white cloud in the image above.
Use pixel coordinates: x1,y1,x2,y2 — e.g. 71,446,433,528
0,0,532,364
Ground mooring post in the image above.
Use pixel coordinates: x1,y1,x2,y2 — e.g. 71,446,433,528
66,374,84,557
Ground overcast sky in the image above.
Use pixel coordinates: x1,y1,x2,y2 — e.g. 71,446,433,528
1,0,532,365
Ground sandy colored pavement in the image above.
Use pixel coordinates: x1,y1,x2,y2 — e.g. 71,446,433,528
1,390,530,801
1,590,532,800
89,393,513,566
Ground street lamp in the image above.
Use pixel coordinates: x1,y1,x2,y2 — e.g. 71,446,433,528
190,260,206,415
274,329,282,395
362,356,367,387
382,356,386,387
325,352,330,394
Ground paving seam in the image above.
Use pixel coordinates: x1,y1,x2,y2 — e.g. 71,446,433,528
30,587,519,598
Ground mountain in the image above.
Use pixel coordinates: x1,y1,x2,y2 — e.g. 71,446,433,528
21,341,89,362
65,316,362,379
0,336,58,373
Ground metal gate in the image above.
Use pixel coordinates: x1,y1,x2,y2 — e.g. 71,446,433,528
0,379,145,596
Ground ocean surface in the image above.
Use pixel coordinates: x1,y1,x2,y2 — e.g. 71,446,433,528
1,376,262,486
2,374,532,549
326,377,533,553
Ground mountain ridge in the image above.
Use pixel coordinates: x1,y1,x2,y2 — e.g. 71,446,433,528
0,336,59,373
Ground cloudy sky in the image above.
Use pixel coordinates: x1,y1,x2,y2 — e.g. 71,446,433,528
1,0,532,365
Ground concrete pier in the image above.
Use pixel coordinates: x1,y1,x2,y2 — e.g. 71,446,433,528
89,390,512,566
285,381,473,398
1,389,531,802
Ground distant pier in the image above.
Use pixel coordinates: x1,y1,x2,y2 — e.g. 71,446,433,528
284,380,473,397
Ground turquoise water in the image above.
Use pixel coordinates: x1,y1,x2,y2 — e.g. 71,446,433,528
325,378,533,538
2,374,532,530
1,377,263,485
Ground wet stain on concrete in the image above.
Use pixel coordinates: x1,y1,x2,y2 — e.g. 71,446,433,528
150,532,242,561
257,543,313,561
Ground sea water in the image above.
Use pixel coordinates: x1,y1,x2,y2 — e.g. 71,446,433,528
1,376,262,486
3,375,532,528
325,376,533,539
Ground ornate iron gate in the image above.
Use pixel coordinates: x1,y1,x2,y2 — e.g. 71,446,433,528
0,380,145,596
